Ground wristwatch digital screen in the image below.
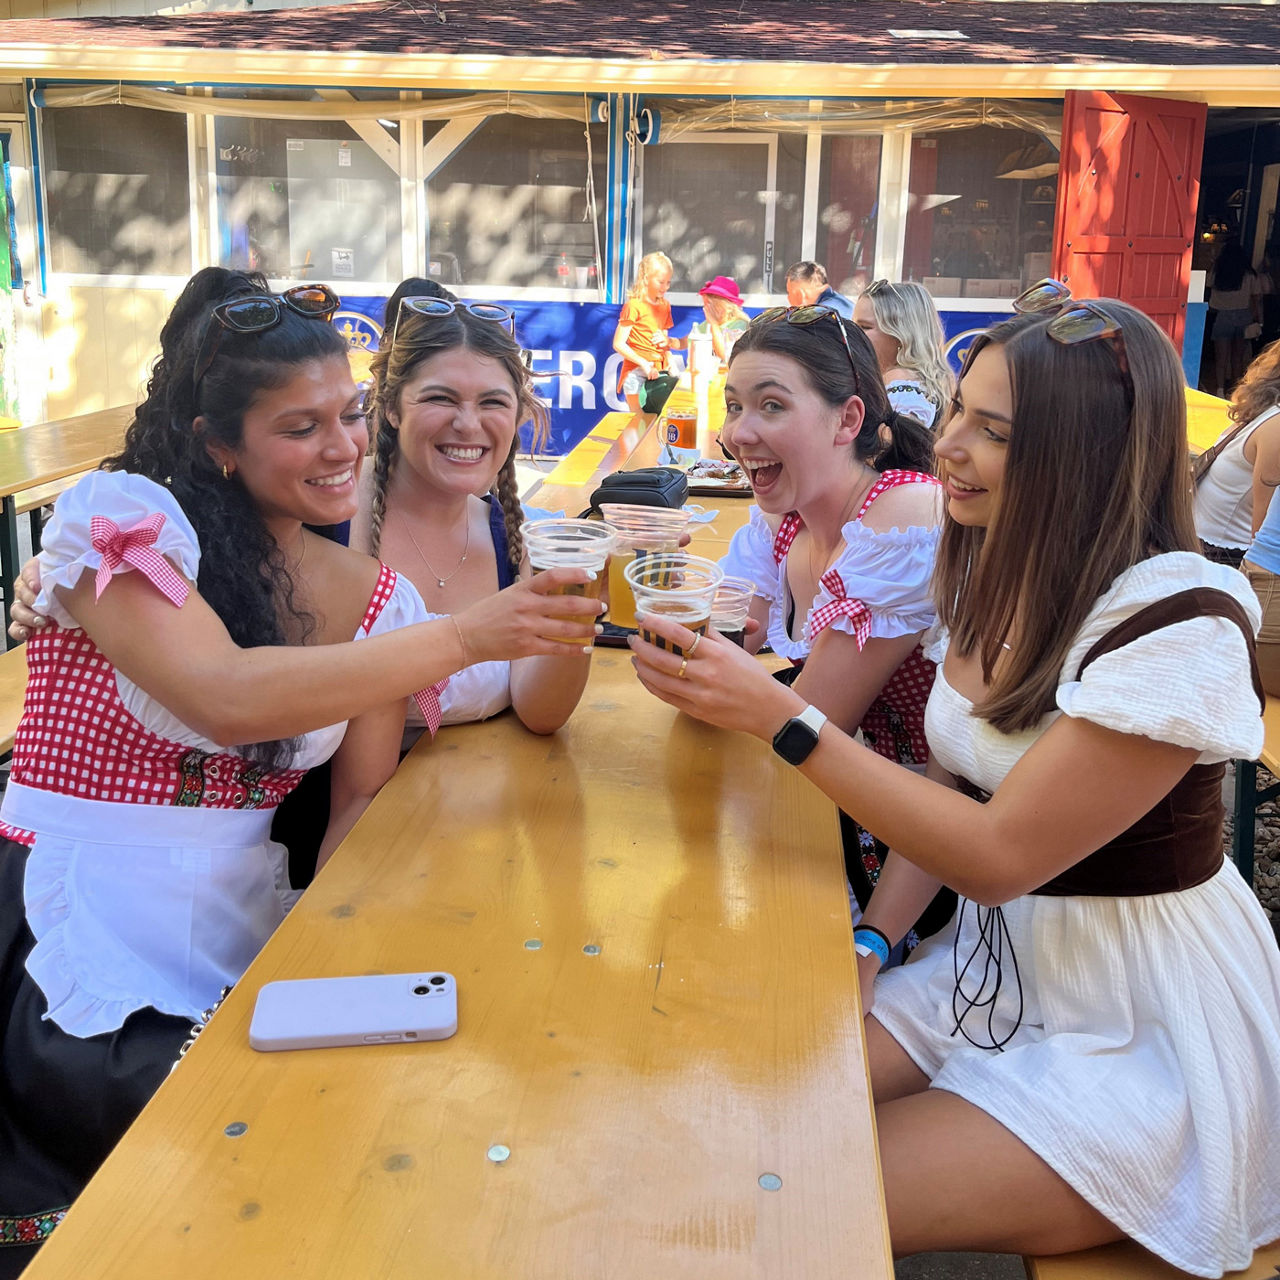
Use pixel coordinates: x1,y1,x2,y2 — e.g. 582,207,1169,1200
771,703,828,765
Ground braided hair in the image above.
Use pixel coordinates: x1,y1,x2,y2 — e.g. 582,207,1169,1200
365,304,547,574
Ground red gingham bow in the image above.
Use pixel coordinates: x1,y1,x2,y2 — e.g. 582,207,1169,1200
808,568,872,648
89,513,190,607
412,679,450,739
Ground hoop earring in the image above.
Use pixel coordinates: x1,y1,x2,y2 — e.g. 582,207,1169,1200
221,464,230,480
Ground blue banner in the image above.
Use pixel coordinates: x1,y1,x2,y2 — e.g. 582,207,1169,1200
335,297,1010,456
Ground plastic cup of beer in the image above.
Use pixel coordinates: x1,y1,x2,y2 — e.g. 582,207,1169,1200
599,503,691,630
710,574,756,647
623,552,723,655
520,517,614,645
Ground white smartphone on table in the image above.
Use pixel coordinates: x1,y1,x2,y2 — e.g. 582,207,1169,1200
249,972,458,1052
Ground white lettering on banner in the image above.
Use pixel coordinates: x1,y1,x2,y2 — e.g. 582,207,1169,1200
557,350,597,410
602,353,626,411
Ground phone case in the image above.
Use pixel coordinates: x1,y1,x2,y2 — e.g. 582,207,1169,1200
248,972,458,1052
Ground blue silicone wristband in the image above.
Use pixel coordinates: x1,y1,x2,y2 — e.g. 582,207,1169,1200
853,928,891,967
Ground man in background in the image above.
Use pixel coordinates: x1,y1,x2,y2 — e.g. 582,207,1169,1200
784,260,854,319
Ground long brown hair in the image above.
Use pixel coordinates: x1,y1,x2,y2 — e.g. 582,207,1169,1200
1229,338,1280,427
935,302,1198,733
364,306,548,569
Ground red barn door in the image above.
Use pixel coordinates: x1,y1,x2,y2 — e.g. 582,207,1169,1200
1052,91,1206,351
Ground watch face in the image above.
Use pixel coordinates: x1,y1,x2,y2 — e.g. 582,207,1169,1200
773,717,819,765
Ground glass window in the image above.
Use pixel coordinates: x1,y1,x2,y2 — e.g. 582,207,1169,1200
642,139,777,293
816,134,883,296
43,105,191,276
215,95,402,284
904,124,1059,299
771,133,807,294
426,117,607,290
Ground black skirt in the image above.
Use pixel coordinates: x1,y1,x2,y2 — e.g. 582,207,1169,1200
0,839,190,1278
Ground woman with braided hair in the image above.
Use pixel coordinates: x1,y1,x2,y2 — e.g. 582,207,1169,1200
356,295,593,745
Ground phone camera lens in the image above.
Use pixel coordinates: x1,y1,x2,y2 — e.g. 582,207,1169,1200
412,985,430,996
429,975,446,986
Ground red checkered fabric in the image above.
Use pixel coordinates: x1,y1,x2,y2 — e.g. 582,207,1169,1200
89,513,189,607
859,645,936,765
0,562,427,847
771,469,939,566
809,568,873,646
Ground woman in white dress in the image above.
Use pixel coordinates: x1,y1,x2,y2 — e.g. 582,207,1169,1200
853,279,954,430
630,294,1280,1274
0,268,601,1275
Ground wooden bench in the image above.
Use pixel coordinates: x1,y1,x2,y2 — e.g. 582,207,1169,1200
1026,1236,1280,1278
0,641,27,757
1231,695,1280,888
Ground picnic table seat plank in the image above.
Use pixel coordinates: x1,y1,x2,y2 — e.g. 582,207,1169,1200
1026,1236,1280,1278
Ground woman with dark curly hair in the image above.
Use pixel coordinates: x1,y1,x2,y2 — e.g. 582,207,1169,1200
0,268,601,1276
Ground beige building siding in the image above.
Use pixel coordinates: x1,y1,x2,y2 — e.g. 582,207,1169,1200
41,286,170,420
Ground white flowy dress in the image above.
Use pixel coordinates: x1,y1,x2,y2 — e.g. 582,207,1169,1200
872,553,1280,1277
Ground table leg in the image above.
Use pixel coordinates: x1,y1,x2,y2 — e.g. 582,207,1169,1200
0,496,17,650
1233,757,1257,885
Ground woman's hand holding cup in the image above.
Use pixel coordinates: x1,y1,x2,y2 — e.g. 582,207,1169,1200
628,611,802,739
454,568,604,664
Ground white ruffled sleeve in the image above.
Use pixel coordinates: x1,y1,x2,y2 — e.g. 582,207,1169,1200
36,471,200,628
719,507,783,601
886,380,938,430
806,520,940,648
1056,614,1263,762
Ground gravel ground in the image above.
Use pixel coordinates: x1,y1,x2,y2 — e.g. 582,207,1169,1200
1222,763,1280,936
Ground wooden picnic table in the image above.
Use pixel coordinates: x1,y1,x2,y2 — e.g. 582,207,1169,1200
22,658,890,1280
0,404,134,644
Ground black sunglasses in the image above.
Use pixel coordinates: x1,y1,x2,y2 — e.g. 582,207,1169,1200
750,305,861,394
193,284,340,396
389,296,516,350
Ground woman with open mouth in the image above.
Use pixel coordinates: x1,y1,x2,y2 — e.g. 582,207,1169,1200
714,303,952,955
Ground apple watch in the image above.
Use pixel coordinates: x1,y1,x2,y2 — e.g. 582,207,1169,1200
770,703,828,765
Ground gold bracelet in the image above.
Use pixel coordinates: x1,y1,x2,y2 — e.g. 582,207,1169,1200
450,614,470,668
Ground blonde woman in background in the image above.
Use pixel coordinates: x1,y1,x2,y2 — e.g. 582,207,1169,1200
853,279,955,430
613,251,685,413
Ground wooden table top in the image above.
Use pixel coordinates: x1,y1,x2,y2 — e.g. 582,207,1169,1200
0,404,133,500
25,652,891,1280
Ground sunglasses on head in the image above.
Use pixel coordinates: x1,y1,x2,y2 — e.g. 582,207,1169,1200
749,304,861,394
864,278,892,298
389,296,516,350
192,284,340,397
1007,279,1132,399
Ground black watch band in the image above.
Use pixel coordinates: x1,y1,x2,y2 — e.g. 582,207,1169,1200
771,704,828,765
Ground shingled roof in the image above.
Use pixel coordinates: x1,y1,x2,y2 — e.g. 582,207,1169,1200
0,0,1277,67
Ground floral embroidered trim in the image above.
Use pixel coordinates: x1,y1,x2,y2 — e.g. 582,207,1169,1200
0,1207,68,1246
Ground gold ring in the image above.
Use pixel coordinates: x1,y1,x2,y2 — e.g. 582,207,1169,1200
686,632,701,657
677,657,689,679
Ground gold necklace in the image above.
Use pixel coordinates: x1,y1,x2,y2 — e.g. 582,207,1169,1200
395,508,471,589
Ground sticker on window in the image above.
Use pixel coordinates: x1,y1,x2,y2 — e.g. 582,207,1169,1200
338,146,352,168
286,138,304,151
331,248,355,278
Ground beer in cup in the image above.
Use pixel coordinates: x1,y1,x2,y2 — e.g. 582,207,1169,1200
520,517,614,644
623,552,723,655
599,503,691,630
710,575,756,647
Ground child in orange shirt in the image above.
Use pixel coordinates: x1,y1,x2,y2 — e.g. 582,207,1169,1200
613,251,686,413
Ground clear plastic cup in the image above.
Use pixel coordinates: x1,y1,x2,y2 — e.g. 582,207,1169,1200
599,503,691,630
623,552,724,655
520,517,614,644
710,574,756,647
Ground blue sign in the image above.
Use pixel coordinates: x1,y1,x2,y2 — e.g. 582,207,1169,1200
337,297,1011,455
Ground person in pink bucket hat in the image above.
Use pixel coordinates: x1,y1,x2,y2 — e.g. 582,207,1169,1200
694,275,750,368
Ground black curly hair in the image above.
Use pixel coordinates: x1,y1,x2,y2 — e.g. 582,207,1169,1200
103,267,351,767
